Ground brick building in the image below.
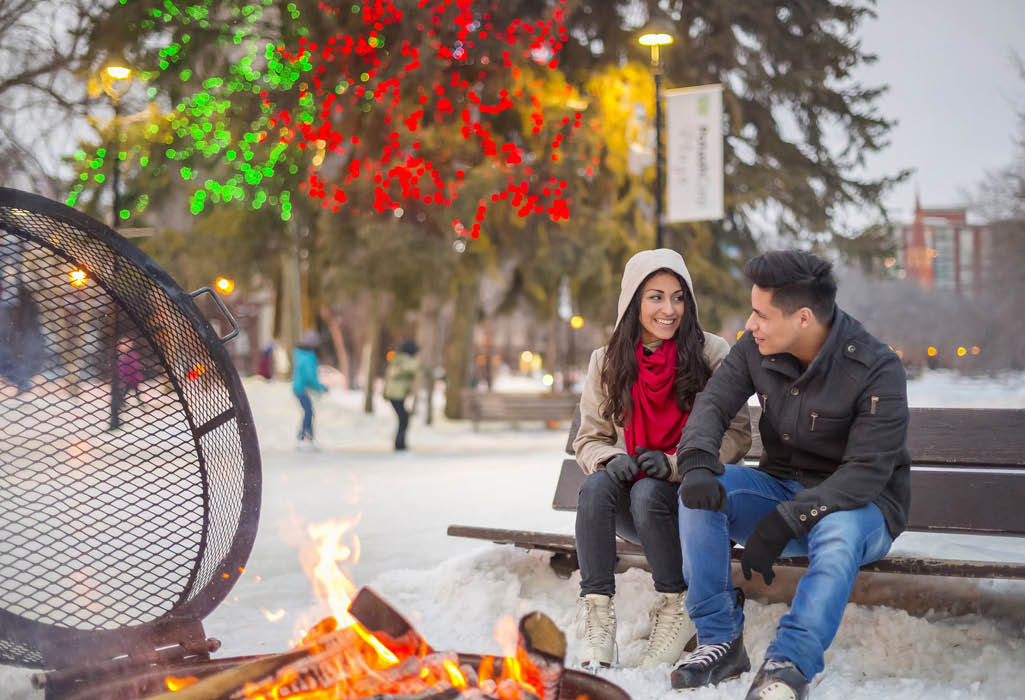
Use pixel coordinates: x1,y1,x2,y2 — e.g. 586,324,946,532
897,197,988,295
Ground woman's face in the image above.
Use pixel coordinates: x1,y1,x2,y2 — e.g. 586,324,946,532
638,272,685,345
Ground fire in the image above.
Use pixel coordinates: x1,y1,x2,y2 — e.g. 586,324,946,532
164,517,564,699
164,675,197,691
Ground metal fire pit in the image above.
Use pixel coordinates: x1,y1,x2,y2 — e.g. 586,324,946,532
0,188,261,694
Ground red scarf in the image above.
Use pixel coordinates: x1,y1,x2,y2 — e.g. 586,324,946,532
623,339,689,459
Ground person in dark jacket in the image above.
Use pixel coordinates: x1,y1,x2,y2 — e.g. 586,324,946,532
383,340,420,451
670,250,910,700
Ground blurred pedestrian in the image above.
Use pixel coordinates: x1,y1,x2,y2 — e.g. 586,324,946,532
572,249,752,670
257,341,274,380
116,335,143,403
383,340,420,451
292,329,327,450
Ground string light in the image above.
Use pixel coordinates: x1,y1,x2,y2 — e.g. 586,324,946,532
71,0,586,230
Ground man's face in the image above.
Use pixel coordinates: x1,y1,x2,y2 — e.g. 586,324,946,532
745,285,805,356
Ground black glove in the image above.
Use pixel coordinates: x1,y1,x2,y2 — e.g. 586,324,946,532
603,453,639,483
636,446,671,480
679,467,726,511
741,509,793,586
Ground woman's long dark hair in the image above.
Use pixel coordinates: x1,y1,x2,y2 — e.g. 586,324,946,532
599,269,711,425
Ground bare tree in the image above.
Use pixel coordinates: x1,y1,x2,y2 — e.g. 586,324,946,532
0,0,97,195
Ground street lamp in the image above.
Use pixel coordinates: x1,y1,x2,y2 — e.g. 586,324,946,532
639,19,675,249
100,60,133,229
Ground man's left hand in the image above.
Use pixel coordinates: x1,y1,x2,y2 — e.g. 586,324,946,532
740,509,793,585
636,447,671,480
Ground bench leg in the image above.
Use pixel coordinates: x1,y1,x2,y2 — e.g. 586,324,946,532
549,552,579,579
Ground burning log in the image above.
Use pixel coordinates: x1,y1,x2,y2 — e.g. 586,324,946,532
516,612,566,700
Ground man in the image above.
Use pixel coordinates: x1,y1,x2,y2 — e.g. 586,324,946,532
671,250,910,699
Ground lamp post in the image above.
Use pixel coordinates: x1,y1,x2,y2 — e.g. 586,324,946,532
100,60,132,430
639,20,675,250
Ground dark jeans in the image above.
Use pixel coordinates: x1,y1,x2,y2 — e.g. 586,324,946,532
576,471,684,596
390,398,409,450
296,392,314,440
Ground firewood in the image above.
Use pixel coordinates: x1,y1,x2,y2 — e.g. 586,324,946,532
517,612,566,700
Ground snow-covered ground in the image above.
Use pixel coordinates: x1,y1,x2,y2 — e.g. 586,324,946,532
3,370,1025,699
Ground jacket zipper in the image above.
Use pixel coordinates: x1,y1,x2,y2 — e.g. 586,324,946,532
870,396,879,415
810,411,819,431
760,393,768,408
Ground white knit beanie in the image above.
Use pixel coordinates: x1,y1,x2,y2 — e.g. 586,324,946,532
615,248,698,329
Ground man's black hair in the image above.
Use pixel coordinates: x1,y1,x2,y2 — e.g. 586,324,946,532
742,250,837,320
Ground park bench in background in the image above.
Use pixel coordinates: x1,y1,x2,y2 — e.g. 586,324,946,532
461,390,580,431
449,404,1025,580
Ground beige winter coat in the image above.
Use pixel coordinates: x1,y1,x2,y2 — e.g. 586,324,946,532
573,336,753,482
572,248,751,481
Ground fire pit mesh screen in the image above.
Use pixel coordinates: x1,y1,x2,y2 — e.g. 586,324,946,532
0,188,261,669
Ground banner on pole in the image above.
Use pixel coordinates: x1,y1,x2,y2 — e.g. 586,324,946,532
664,84,723,222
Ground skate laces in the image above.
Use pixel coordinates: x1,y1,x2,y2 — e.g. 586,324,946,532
642,594,687,656
678,641,732,669
575,596,614,648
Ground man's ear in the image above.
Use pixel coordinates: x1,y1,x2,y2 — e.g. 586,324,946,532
798,307,814,327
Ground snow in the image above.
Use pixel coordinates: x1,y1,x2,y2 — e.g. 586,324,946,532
3,370,1025,699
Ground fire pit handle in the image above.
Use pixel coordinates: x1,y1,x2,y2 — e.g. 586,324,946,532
190,286,241,342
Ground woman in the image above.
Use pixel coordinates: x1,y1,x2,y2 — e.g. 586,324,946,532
573,249,751,670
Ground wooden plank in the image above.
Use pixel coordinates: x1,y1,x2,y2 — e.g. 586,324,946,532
446,525,1025,580
907,468,1025,535
553,459,586,511
566,405,1025,467
552,459,1025,535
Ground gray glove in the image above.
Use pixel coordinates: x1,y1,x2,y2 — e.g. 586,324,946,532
604,453,639,483
636,446,671,480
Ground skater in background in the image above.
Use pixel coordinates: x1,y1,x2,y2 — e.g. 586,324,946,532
292,329,327,449
116,335,143,403
383,340,420,451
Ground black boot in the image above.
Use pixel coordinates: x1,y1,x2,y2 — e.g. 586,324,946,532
671,635,750,689
670,587,749,690
744,658,809,700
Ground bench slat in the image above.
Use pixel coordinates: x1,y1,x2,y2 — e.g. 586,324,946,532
552,459,1025,537
565,404,1025,467
447,525,1025,580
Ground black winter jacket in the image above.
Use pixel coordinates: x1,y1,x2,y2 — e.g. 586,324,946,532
677,308,911,540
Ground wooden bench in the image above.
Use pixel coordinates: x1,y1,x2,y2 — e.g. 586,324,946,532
462,390,580,431
449,404,1025,579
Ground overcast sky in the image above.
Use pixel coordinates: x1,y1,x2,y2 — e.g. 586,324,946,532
855,0,1025,221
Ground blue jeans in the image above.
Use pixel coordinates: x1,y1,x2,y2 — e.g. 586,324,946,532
296,392,314,440
679,465,893,680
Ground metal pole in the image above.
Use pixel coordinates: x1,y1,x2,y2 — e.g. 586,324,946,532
654,68,665,250
108,99,122,430
111,100,122,229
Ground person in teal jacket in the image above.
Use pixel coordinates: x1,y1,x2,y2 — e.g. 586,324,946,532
292,329,327,448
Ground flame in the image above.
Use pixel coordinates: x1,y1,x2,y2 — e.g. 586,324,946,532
306,517,361,627
262,608,286,623
443,660,467,689
213,515,558,700
165,675,198,691
352,621,399,666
